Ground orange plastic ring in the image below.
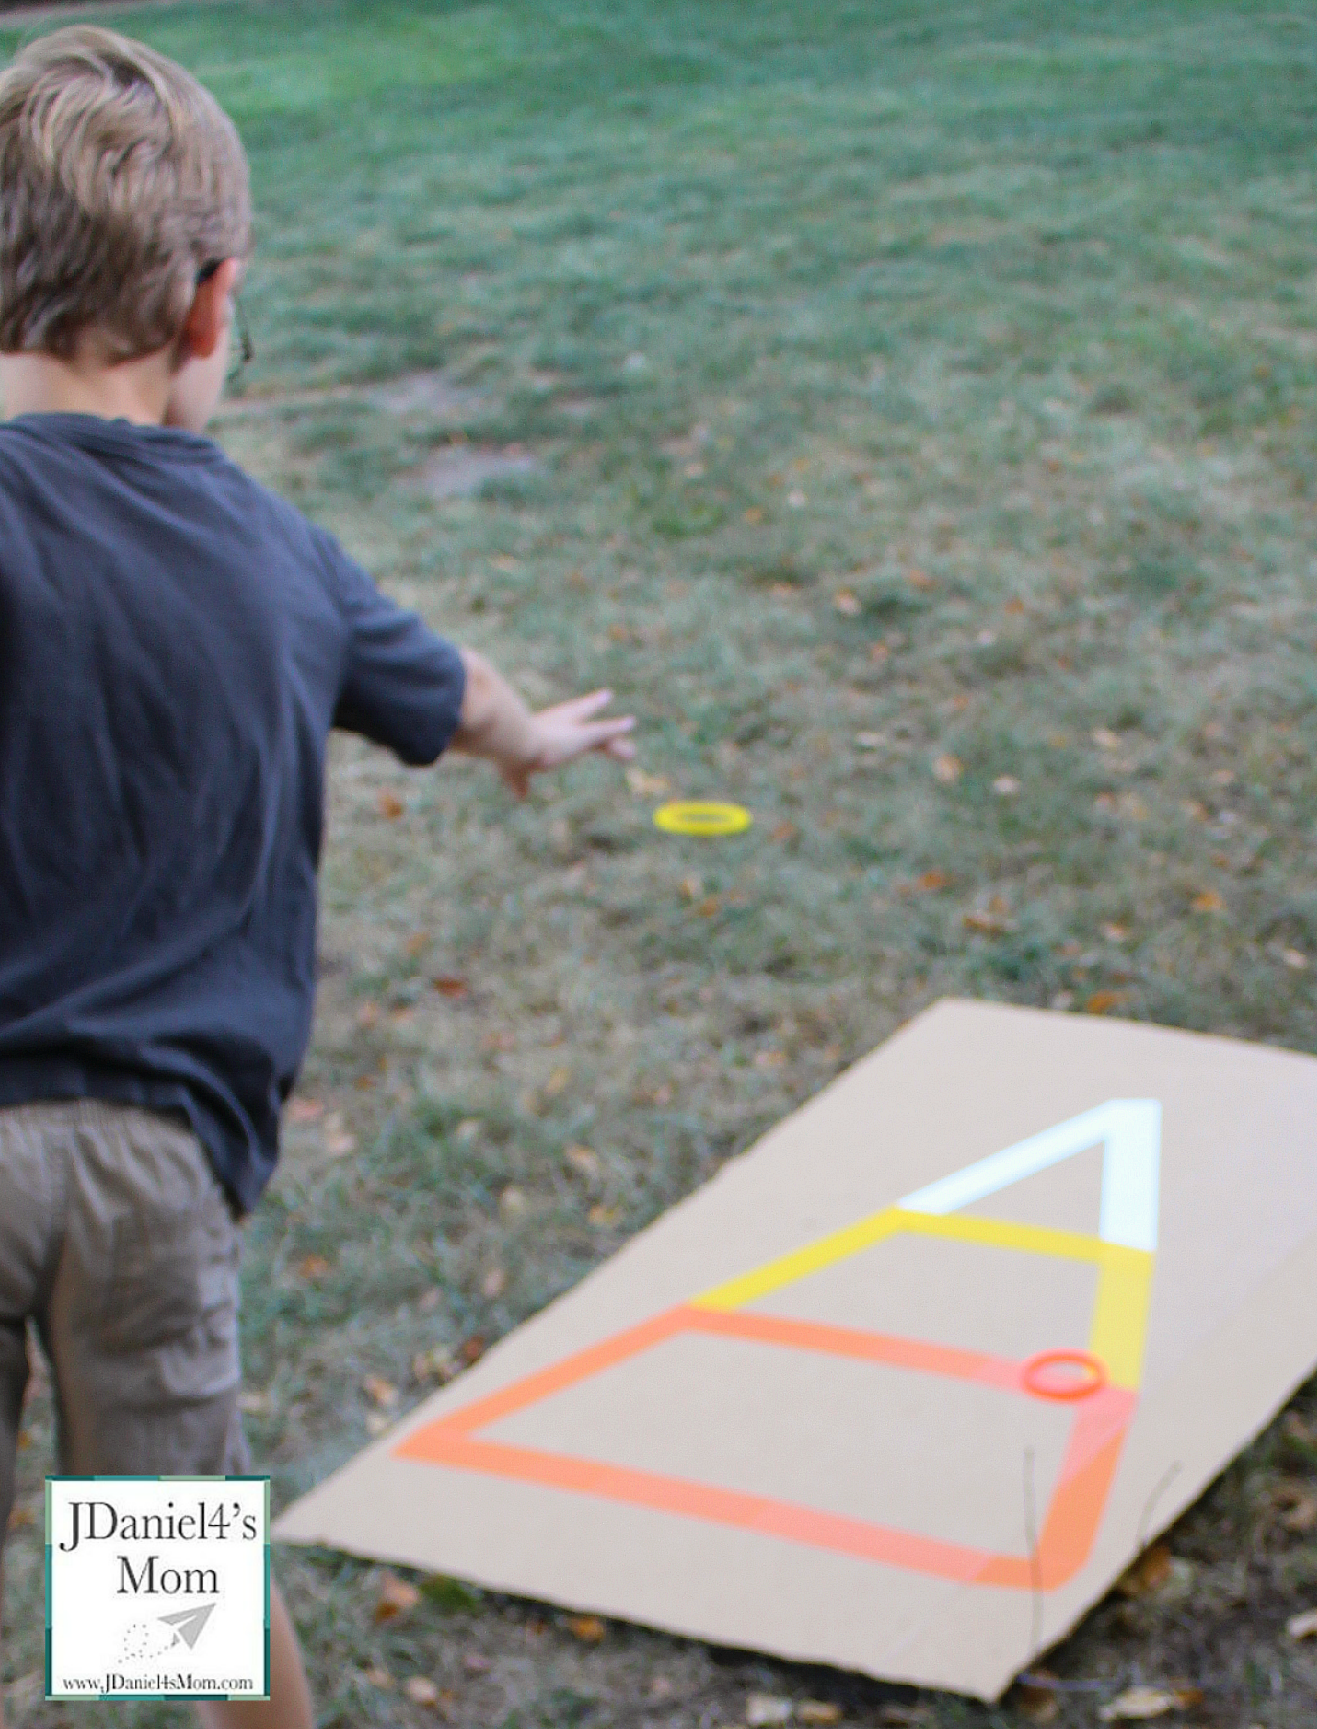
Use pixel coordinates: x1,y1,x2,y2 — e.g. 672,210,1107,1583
1021,1349,1108,1402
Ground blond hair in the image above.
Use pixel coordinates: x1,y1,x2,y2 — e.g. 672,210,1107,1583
0,26,250,361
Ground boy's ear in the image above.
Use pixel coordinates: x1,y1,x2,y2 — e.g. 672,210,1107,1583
179,259,242,362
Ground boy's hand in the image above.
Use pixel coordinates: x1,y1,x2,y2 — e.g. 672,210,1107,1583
501,688,636,798
453,649,635,797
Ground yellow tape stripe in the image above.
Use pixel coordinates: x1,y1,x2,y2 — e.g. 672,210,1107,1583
694,1209,1154,1389
693,1208,906,1310
890,1210,1114,1265
694,1207,1116,1311
1091,1249,1155,1389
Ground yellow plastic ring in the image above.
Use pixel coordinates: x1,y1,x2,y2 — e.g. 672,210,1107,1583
653,801,753,838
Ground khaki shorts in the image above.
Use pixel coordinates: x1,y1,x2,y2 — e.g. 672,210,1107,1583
0,1100,248,1542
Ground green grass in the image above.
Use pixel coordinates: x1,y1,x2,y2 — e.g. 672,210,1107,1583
5,0,1317,1724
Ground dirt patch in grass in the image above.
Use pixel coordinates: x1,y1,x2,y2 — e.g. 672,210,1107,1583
420,445,542,499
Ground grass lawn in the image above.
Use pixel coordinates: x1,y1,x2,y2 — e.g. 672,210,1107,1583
5,0,1317,1723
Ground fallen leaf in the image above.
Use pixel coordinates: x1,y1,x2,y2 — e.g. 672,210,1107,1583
1211,768,1236,786
1004,596,1026,615
1287,1606,1317,1639
286,1097,323,1123
432,975,469,999
544,1065,572,1097
1282,948,1308,970
870,641,890,664
405,931,433,958
463,1652,492,1675
907,567,935,591
1277,1483,1317,1533
295,1253,331,1280
771,820,798,842
1191,890,1225,913
625,766,671,798
963,908,1013,935
374,1572,421,1622
565,1145,600,1178
237,1389,270,1415
914,869,949,893
1117,1542,1174,1597
481,1266,506,1299
787,488,806,508
455,1117,482,1142
1084,990,1128,1016
566,1614,606,1643
412,1347,458,1385
361,1666,394,1690
754,1049,786,1070
992,775,1021,796
1099,1686,1202,1721
855,731,886,750
834,589,861,616
377,789,405,820
6,1505,34,1531
798,1705,841,1725
743,506,765,524
589,1203,620,1226
1103,923,1130,943
363,1375,399,1410
1092,728,1121,751
1014,1671,1059,1723
499,1185,529,1219
932,753,963,784
696,895,721,917
404,1677,440,1707
356,1000,380,1030
322,1110,356,1157
746,1696,793,1726
459,1335,486,1366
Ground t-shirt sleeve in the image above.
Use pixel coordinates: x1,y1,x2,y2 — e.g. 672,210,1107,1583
316,529,466,766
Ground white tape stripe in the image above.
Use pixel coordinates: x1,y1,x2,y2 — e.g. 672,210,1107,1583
897,1099,1161,1252
898,1104,1116,1216
1096,1100,1161,1251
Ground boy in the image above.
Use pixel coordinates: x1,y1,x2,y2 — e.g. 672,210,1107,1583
0,25,634,1727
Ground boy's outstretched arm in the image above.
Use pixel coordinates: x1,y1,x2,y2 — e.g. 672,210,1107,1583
452,648,636,797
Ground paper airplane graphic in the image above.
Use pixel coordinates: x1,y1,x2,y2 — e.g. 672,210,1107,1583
160,1603,216,1649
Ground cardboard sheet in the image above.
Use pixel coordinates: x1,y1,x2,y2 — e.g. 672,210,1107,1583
274,1000,1317,1699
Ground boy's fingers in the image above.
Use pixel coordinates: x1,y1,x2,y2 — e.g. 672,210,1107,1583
580,715,635,742
541,689,618,724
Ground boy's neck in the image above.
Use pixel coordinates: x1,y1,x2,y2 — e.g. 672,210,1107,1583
0,346,174,426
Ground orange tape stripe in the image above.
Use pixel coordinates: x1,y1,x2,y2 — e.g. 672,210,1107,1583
679,1305,1023,1393
394,1312,1140,1591
418,1309,689,1441
414,1431,1009,1582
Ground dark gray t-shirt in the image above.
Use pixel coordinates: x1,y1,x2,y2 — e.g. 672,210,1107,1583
0,413,465,1211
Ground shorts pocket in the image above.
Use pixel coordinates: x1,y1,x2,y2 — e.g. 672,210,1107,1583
96,1178,242,1402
